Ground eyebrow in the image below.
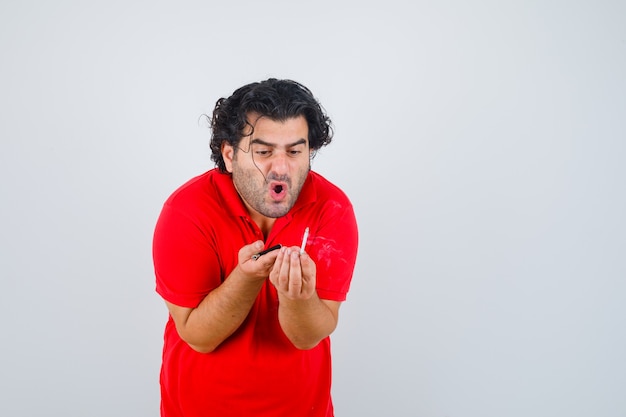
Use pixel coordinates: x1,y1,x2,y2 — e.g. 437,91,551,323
249,138,307,148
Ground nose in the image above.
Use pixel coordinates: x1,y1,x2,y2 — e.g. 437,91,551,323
269,151,289,175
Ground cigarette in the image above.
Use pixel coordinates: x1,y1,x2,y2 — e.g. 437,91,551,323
300,227,309,254
251,244,282,261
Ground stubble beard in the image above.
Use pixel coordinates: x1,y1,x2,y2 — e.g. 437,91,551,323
231,163,310,219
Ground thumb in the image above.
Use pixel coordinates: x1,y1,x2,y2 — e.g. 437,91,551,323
244,240,265,257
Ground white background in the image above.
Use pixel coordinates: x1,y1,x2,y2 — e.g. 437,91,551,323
1,1,625,416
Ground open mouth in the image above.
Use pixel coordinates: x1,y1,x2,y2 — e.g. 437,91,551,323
269,181,287,200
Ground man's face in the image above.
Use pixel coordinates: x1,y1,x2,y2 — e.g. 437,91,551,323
222,113,311,219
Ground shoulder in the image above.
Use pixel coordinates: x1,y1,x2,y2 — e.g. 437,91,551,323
160,169,242,223
155,170,243,248
297,171,356,229
308,171,352,205
164,170,212,204
164,169,235,207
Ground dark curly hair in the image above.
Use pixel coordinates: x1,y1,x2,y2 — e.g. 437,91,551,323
209,78,333,172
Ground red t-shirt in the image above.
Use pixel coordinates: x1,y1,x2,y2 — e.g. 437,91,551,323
153,169,358,417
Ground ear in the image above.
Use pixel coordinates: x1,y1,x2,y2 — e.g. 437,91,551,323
221,142,235,173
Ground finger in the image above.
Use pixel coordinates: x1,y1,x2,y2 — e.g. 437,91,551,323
269,246,284,285
241,241,280,278
241,240,265,262
261,249,280,269
288,250,303,295
299,252,316,282
278,247,292,288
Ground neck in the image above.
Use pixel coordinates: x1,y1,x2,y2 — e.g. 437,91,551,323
250,213,276,240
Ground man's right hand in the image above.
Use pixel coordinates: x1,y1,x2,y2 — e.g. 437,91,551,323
239,240,280,280
164,240,280,353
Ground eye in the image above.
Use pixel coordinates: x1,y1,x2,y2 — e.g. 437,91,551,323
287,147,304,156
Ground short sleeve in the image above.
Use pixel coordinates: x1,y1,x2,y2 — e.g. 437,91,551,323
312,200,359,302
153,202,222,308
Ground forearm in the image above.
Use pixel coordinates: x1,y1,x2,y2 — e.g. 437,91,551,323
177,266,265,353
278,295,339,350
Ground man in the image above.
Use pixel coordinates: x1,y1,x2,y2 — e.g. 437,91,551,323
153,78,358,417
